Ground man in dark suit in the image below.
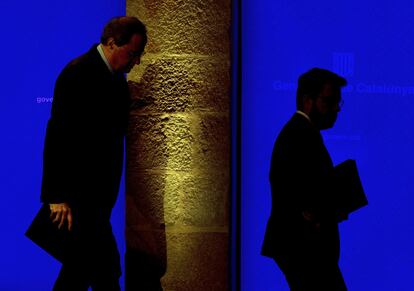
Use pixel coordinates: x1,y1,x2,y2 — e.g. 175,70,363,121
262,68,348,290
40,16,147,290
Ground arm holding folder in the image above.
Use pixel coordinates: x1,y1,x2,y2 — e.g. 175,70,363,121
25,204,73,263
334,159,368,218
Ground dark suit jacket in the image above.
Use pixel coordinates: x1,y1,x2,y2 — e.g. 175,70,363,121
262,113,340,261
40,45,130,212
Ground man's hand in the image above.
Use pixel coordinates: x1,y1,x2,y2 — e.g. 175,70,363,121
49,203,72,231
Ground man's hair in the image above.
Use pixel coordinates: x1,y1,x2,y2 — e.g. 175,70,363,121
101,16,147,50
296,68,347,110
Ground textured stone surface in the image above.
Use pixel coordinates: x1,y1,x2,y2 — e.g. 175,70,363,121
128,57,230,113
126,171,184,227
193,113,230,171
126,226,167,275
126,226,167,257
179,171,229,227
126,171,168,226
127,114,194,171
127,0,231,55
161,232,229,291
127,170,228,228
127,112,229,172
126,0,231,289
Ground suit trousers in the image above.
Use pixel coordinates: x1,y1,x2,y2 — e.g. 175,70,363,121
273,222,347,291
274,256,347,291
53,208,121,291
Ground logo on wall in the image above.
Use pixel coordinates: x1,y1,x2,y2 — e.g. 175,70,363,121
333,52,354,78
273,52,414,97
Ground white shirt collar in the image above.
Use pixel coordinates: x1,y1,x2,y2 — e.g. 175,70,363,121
97,44,114,74
296,110,311,122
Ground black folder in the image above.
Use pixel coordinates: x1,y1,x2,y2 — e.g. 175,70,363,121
334,159,368,215
25,203,73,263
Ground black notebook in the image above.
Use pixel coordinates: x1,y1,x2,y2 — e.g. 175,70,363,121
334,159,368,215
25,203,73,263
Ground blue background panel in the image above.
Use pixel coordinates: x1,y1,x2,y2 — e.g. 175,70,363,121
0,1,125,290
242,1,414,290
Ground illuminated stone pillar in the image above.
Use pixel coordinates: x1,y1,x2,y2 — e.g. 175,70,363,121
126,1,230,290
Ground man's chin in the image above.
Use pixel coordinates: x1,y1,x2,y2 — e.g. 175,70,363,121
125,64,136,73
320,123,335,130
119,65,133,74
315,117,337,130
320,119,337,130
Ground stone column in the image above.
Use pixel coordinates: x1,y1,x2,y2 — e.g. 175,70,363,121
126,1,231,290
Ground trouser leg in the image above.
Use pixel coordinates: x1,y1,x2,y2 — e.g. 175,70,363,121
125,249,164,291
89,222,121,291
53,213,121,291
53,262,90,291
54,252,121,291
274,256,347,291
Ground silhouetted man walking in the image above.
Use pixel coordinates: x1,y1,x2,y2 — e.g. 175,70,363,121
262,68,348,290
40,16,147,290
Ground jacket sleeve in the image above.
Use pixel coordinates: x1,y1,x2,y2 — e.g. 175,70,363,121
40,66,86,204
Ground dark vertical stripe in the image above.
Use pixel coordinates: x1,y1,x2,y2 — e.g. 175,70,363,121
230,0,242,290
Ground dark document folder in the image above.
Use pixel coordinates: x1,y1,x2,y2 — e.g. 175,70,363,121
25,203,72,263
334,159,368,215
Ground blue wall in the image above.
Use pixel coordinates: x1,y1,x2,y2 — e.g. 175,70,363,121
0,1,125,290
242,1,414,290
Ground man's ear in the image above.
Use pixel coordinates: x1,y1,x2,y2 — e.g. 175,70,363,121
303,95,313,112
107,37,116,50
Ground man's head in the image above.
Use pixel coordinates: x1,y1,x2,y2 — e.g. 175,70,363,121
101,16,147,73
296,68,347,130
